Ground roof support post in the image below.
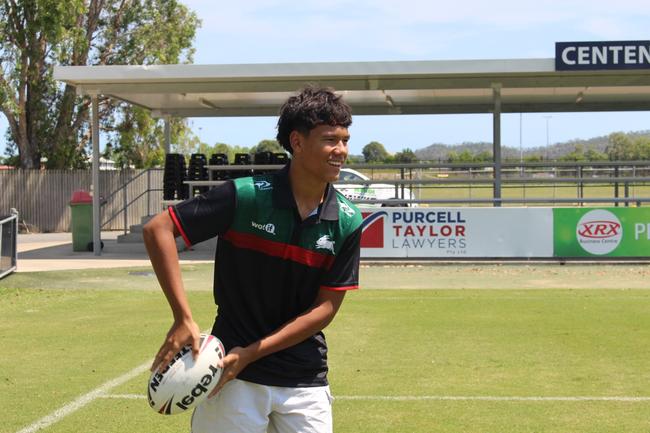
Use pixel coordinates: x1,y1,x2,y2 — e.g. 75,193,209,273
492,84,502,207
91,94,102,255
164,116,171,155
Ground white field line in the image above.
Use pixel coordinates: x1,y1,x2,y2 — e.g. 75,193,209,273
15,361,151,433
100,394,147,400
100,393,650,403
16,329,216,433
336,395,650,402
16,366,650,433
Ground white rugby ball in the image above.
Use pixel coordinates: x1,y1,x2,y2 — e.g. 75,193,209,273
147,334,225,415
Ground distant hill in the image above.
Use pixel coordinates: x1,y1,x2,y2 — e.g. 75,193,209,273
414,130,650,161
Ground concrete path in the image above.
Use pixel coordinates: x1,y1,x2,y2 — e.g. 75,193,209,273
16,231,213,272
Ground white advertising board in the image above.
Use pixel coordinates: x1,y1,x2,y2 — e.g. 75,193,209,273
359,208,554,258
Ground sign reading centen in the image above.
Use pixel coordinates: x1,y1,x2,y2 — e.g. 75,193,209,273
555,40,650,71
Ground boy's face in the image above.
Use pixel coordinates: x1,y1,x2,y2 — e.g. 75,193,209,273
291,124,350,184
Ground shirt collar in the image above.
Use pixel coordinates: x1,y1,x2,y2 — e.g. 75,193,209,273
272,162,339,222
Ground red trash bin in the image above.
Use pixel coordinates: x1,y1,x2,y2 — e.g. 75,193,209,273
69,190,94,251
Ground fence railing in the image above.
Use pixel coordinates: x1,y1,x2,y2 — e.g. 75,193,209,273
183,162,650,207
100,169,163,234
2,162,649,233
0,210,18,279
1,169,164,233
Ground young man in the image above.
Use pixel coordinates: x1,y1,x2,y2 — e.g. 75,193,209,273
143,85,362,433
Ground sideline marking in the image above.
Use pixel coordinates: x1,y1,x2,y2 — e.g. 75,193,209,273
100,394,146,400
336,395,650,402
15,361,151,433
16,330,212,433
101,393,650,403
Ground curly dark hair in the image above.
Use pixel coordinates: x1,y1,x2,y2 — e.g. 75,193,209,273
276,85,352,154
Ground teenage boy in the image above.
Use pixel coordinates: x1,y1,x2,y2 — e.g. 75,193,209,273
144,85,362,433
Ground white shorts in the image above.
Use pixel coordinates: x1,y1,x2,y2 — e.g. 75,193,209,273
191,379,333,433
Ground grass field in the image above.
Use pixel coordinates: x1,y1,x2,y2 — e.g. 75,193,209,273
353,167,650,206
415,183,650,205
2,264,650,432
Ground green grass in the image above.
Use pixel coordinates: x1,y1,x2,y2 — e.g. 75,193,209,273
0,265,213,291
415,183,650,206
2,265,650,432
351,167,650,206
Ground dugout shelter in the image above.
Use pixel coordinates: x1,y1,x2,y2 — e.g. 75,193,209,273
54,48,650,255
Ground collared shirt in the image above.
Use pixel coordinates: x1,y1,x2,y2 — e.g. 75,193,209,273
169,164,362,387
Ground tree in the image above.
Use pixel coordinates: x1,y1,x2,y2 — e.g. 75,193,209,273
0,0,200,168
250,139,284,155
474,151,492,162
212,142,233,162
584,149,608,161
346,154,364,164
112,106,163,168
559,144,586,162
0,153,18,166
636,136,650,160
446,151,458,163
450,150,475,163
362,141,389,163
606,132,636,161
167,120,209,160
210,142,251,164
394,148,418,163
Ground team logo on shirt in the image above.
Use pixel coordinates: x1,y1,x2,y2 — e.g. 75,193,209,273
339,202,355,217
315,235,335,254
251,221,276,235
254,180,273,191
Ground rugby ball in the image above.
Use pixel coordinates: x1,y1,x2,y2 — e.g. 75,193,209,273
147,334,225,415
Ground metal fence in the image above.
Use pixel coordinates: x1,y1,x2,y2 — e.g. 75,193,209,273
0,210,18,279
344,161,650,207
1,161,649,233
1,169,164,233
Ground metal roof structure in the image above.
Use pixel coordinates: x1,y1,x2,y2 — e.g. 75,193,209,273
54,58,650,117
52,58,650,255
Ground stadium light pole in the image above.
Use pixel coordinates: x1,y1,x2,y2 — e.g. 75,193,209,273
492,84,502,207
544,115,552,159
519,113,523,174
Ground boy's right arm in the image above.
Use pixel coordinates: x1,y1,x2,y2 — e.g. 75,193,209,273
143,211,200,372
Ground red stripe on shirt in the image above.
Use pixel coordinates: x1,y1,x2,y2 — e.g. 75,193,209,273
222,230,335,269
320,285,359,291
168,207,192,248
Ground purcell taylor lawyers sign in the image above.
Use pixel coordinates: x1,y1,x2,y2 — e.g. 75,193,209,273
556,40,650,71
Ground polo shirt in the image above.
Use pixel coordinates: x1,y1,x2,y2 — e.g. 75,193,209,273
169,164,362,387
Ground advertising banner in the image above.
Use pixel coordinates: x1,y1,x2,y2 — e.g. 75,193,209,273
360,208,554,258
553,207,650,258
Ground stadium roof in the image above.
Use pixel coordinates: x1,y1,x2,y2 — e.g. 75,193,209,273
53,58,650,117
53,58,650,255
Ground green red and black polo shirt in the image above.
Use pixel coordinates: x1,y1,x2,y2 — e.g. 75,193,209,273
169,164,362,387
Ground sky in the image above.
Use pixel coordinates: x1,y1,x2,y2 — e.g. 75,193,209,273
2,0,650,157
